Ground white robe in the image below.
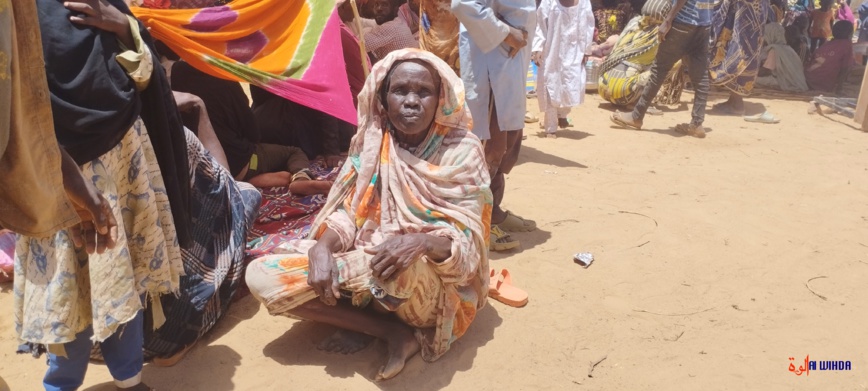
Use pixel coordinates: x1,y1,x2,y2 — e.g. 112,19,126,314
532,0,595,110
452,0,537,139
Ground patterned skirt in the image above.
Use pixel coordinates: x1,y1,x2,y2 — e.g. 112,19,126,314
708,0,770,96
15,118,183,347
245,248,441,329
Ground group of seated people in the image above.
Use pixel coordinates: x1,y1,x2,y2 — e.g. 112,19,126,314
758,16,854,94
6,0,491,389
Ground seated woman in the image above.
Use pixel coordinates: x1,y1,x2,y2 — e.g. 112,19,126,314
598,15,660,106
805,20,855,92
245,49,491,380
756,22,809,91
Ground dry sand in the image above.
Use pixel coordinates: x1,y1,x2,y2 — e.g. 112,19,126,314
2,89,868,391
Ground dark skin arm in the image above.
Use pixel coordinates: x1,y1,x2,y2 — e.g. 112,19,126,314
658,0,690,42
308,228,453,302
172,91,231,171
60,148,118,254
64,0,135,49
366,233,452,282
308,228,345,306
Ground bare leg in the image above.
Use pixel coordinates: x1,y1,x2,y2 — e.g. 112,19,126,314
248,171,292,188
725,93,744,112
289,300,420,380
288,180,333,196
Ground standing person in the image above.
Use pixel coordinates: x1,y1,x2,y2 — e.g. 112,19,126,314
532,0,596,138
707,0,770,115
809,0,835,52
15,0,192,390
610,0,714,138
452,0,538,251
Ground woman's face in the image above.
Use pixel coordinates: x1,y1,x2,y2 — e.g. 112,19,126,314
385,61,441,137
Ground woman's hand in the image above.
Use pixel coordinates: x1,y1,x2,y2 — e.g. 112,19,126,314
60,149,118,254
64,0,135,49
366,234,452,282
307,243,341,305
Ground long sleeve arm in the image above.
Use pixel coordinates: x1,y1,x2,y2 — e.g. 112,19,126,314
451,0,511,53
532,3,546,53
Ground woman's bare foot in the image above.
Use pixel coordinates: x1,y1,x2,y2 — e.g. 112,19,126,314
317,329,374,354
610,111,642,130
288,180,333,196
376,326,420,381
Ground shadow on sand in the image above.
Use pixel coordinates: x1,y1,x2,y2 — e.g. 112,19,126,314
516,145,587,169
489,227,552,261
82,345,243,391
262,305,503,390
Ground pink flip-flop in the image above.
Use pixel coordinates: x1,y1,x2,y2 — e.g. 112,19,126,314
489,269,528,308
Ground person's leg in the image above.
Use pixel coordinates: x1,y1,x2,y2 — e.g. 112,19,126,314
612,25,690,128
284,146,311,175
291,300,420,380
491,129,523,223
100,311,145,389
679,26,710,138
246,252,419,380
244,143,292,185
557,106,571,129
43,327,94,391
543,91,558,135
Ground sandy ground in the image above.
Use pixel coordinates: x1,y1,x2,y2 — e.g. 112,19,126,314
2,87,868,391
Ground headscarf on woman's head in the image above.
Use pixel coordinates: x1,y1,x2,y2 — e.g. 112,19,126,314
354,49,472,161
309,49,490,361
314,48,482,234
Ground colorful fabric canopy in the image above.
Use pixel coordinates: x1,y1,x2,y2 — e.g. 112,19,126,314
132,0,357,125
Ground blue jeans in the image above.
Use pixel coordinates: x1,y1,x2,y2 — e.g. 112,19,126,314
43,311,144,391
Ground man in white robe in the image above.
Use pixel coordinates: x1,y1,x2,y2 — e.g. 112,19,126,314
532,0,595,137
452,0,538,251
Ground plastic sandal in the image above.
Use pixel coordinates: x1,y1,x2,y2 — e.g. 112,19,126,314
489,269,528,307
490,225,520,251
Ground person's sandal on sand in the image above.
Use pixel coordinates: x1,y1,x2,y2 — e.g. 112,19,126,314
490,225,520,251
674,123,706,138
610,111,642,130
498,210,537,232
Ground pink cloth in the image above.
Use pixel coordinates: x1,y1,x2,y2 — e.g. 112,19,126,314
837,3,855,25
0,231,15,282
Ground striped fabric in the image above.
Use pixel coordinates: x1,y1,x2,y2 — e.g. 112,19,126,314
142,130,261,358
132,0,357,125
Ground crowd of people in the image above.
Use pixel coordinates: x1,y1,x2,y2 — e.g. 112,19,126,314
1,0,865,389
